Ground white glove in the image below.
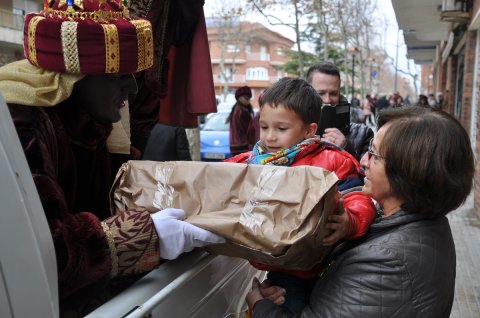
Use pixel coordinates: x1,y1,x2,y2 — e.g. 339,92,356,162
150,208,226,260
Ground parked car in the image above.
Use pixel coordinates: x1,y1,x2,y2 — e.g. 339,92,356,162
216,101,235,113
200,112,232,161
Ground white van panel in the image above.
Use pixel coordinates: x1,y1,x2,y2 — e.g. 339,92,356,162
87,250,263,318
0,94,59,317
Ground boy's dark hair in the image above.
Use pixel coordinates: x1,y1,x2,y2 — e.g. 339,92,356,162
260,77,321,124
306,61,341,84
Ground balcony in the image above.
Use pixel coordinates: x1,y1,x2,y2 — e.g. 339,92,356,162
214,74,246,84
246,52,270,62
440,0,471,23
0,9,24,30
0,10,24,48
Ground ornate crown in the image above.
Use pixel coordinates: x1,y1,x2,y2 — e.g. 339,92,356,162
24,0,153,74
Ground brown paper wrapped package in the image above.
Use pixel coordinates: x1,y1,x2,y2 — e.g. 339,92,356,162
111,160,339,271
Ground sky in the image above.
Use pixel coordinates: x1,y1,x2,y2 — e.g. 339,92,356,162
204,0,416,83
376,0,412,74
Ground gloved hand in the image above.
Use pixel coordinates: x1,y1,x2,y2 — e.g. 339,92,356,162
150,208,225,260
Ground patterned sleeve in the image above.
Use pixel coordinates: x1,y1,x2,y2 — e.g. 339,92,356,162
101,208,160,278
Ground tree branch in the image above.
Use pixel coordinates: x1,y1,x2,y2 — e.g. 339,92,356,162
250,0,296,30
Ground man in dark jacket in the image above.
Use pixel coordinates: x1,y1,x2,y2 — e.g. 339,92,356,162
306,62,373,161
143,123,192,161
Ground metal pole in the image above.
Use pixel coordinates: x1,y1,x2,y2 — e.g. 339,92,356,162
352,55,355,99
369,62,372,93
394,29,399,92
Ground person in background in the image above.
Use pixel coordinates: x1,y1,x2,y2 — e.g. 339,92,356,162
351,93,361,108
306,62,374,161
227,86,254,155
246,106,474,318
417,94,429,107
362,94,374,127
394,93,404,108
227,78,375,314
375,93,390,113
247,91,265,150
143,123,192,161
437,91,448,110
428,93,438,108
0,1,222,315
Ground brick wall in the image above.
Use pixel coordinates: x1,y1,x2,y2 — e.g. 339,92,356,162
472,30,480,213
460,32,476,131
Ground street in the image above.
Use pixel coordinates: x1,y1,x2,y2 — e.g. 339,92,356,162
449,207,480,317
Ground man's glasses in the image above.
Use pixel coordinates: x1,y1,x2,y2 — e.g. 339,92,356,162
367,139,385,161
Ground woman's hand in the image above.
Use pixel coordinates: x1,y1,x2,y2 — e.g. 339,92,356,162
246,278,286,309
323,198,350,246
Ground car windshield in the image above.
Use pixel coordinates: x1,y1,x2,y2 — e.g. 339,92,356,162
202,112,229,131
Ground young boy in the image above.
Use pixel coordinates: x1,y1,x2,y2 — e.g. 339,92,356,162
226,77,375,314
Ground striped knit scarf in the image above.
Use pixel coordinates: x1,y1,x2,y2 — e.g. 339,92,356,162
247,136,322,166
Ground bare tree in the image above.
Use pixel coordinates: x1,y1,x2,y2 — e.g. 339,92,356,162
207,1,251,101
248,0,312,77
207,0,415,98
324,0,379,98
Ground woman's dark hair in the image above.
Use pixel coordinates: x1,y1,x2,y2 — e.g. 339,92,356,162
259,77,322,125
418,94,428,106
377,107,474,217
226,100,254,124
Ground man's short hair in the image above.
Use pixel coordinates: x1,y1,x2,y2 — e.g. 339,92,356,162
260,77,321,124
306,61,341,83
377,107,474,217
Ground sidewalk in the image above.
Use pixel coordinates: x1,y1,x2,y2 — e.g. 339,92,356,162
448,207,480,317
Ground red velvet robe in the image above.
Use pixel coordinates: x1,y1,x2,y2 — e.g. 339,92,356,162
8,100,160,315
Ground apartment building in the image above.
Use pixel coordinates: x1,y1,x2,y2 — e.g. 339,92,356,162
207,20,295,107
0,0,40,66
392,0,480,212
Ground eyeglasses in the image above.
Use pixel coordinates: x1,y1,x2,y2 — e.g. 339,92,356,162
367,139,386,161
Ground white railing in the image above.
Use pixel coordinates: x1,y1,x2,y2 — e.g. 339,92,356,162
214,74,246,84
246,52,270,61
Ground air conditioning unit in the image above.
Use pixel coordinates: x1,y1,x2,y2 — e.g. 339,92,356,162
441,0,470,23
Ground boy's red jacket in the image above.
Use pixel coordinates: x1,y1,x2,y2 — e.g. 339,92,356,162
225,143,376,278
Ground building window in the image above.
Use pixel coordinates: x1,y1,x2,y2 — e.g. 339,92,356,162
260,46,267,60
246,67,268,80
275,47,284,56
227,44,239,53
245,45,251,55
13,8,25,15
218,67,233,83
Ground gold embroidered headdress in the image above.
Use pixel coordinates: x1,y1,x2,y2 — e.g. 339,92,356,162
24,0,153,74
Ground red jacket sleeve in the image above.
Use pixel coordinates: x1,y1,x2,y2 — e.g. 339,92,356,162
302,147,375,240
343,191,376,239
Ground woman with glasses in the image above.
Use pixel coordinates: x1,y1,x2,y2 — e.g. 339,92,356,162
247,106,474,318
